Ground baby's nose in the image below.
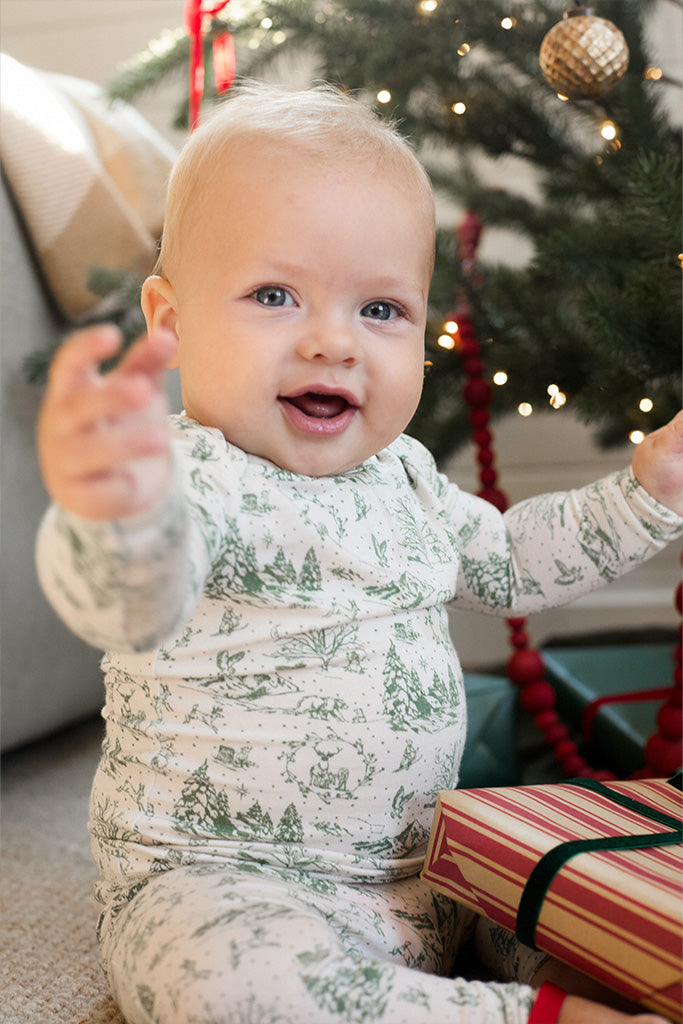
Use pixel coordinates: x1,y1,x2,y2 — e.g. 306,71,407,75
296,319,361,365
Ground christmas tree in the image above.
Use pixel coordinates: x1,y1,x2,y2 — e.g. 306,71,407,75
108,0,681,459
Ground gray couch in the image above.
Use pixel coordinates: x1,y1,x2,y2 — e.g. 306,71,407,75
0,173,104,751
0,61,177,751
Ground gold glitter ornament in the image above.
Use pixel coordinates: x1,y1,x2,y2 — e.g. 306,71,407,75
539,7,629,100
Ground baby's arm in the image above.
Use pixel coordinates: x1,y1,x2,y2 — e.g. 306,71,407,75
447,414,683,617
36,326,200,651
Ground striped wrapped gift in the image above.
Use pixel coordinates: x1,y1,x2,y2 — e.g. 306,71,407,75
421,777,682,1020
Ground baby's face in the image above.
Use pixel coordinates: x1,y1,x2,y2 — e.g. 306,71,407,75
160,139,433,476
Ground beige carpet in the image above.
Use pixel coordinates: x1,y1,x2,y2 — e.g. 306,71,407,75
1,718,125,1024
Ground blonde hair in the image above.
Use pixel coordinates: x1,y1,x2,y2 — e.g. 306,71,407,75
159,81,434,277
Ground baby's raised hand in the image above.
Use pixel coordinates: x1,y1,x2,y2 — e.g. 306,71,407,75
631,411,683,518
37,325,176,521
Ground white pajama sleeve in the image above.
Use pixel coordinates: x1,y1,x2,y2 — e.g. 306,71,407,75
35,455,208,652
447,467,683,616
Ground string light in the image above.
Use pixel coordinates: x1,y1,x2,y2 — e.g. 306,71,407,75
630,430,645,445
556,93,569,101
418,0,438,11
639,397,654,412
644,66,663,80
549,391,566,409
493,371,508,385
376,89,392,104
260,17,272,28
500,17,516,30
443,319,459,334
438,334,457,349
452,101,467,115
457,43,471,56
518,402,533,417
600,120,618,141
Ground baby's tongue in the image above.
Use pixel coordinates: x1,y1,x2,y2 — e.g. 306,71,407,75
288,393,348,419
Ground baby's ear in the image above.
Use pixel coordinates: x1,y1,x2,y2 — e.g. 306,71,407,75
141,276,180,368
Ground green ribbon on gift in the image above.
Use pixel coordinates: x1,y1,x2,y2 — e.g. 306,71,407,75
515,775,683,950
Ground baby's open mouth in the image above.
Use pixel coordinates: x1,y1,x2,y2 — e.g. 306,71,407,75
282,392,353,419
280,389,359,436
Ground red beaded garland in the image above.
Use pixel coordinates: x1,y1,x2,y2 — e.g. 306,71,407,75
464,379,492,408
507,649,546,684
544,723,570,746
644,733,683,777
657,703,683,740
476,488,508,513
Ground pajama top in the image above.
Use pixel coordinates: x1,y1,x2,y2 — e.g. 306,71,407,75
36,416,682,895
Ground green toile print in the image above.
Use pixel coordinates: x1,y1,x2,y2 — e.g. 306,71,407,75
215,744,256,770
459,550,513,606
298,547,323,591
264,548,298,586
391,785,416,821
213,607,245,636
241,490,277,516
205,671,300,704
576,502,623,581
172,762,309,847
184,703,228,734
364,570,433,609
280,730,377,804
352,820,429,861
395,740,419,773
382,642,433,731
393,497,455,568
299,947,394,1024
553,558,584,586
173,761,233,837
270,623,362,672
293,694,352,721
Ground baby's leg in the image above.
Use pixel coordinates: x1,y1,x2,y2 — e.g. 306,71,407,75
102,864,535,1024
474,919,646,1015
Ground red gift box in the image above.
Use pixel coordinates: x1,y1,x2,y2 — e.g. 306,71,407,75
421,777,683,1020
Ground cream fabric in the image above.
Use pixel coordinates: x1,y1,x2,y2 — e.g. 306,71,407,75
0,54,176,319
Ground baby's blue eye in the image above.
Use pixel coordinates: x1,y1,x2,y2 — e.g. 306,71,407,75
254,286,292,307
361,301,396,321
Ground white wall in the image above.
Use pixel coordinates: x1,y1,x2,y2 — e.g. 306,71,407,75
0,0,187,147
2,0,680,665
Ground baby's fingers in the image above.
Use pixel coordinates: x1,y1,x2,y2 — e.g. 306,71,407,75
55,400,170,479
47,325,123,400
115,327,177,389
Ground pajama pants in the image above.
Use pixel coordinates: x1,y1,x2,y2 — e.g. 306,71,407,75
99,861,537,1024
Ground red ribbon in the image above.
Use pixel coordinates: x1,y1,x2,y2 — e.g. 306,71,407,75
528,983,567,1024
582,686,675,741
184,0,234,131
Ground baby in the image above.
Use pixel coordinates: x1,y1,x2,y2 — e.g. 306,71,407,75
36,83,682,1024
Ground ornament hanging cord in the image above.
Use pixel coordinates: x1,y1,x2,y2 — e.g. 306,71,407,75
184,0,235,131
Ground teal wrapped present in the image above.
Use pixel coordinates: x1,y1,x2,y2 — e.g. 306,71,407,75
460,674,518,788
541,645,675,776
